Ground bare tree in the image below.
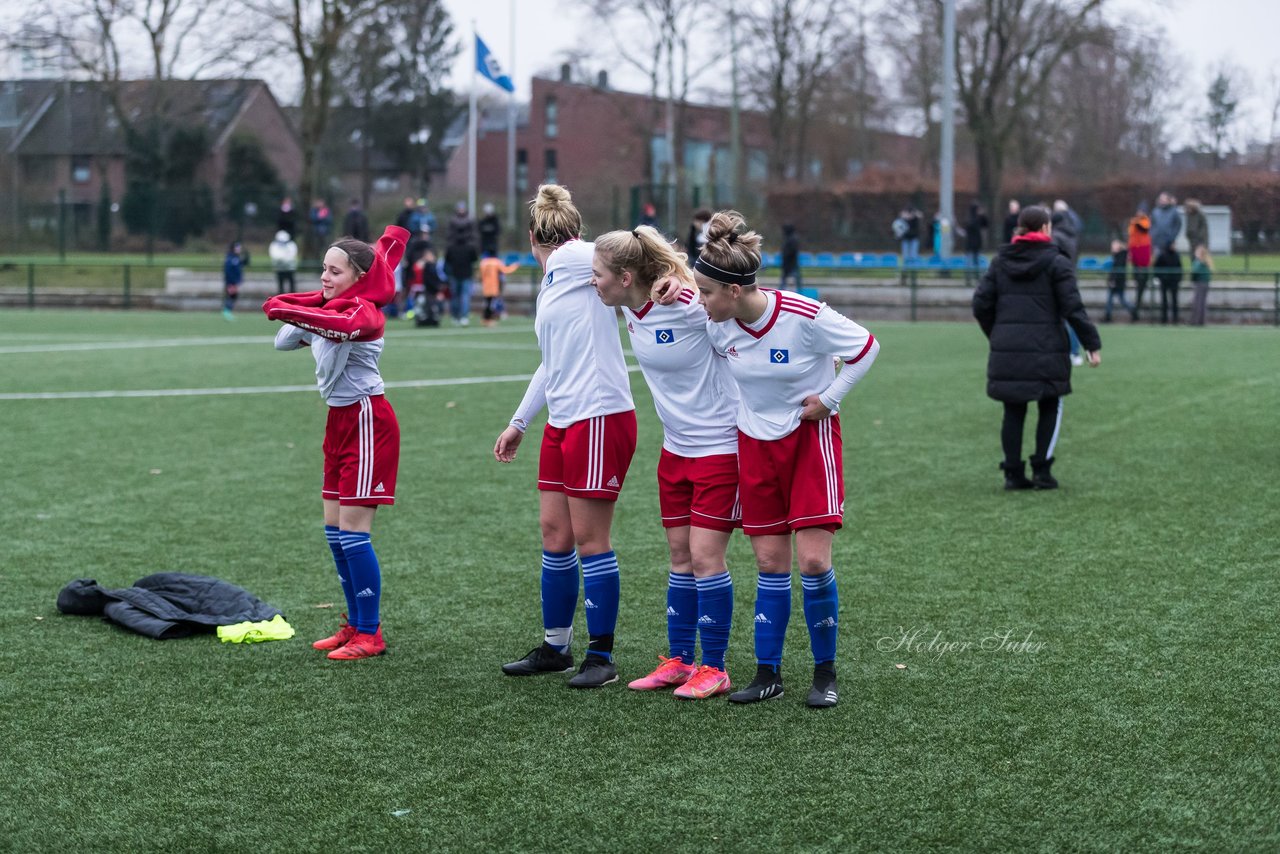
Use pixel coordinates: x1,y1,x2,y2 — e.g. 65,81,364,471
1200,64,1245,168
743,0,851,183
944,0,1108,216
1020,24,1170,183
581,0,718,230
235,0,383,234
881,0,944,176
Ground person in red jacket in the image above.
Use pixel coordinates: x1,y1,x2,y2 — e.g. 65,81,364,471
263,225,408,660
1127,208,1152,323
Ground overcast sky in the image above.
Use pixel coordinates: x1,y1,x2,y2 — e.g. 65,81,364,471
444,0,1280,147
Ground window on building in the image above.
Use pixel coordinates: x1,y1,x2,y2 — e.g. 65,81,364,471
516,148,528,193
544,149,558,184
545,96,558,139
22,157,54,183
71,156,92,184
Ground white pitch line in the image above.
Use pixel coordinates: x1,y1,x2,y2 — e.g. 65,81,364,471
0,331,540,355
0,365,643,401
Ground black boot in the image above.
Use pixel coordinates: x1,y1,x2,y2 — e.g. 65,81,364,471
1000,460,1034,490
1030,456,1058,490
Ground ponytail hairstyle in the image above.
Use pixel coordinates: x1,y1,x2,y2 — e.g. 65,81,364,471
594,225,692,291
1014,205,1051,237
529,183,583,248
329,236,373,276
694,210,763,287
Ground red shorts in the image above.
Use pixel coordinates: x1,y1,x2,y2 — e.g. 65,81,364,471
657,449,741,532
322,395,400,506
538,410,637,501
736,416,843,536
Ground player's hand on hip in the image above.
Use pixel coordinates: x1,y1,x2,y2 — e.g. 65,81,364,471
494,426,524,463
799,395,832,421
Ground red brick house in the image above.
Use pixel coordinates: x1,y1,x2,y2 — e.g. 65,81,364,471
0,78,301,239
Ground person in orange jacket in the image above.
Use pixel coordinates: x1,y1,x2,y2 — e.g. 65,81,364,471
479,250,520,326
1127,207,1152,322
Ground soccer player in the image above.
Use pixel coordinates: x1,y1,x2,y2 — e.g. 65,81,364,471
591,226,740,700
673,211,880,707
494,185,638,689
263,225,409,660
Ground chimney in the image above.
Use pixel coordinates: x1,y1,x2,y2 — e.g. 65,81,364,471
596,70,609,89
560,63,571,83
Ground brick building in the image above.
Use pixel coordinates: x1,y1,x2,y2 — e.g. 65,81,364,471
441,72,775,233
0,78,301,240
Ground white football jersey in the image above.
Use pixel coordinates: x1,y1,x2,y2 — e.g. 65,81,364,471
534,239,634,428
622,286,739,457
705,289,876,441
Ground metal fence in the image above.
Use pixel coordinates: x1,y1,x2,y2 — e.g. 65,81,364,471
2,259,1278,325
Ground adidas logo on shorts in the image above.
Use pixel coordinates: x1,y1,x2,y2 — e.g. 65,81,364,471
606,475,620,488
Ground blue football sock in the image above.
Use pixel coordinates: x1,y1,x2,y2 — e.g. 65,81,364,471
666,571,698,663
754,572,792,668
695,571,734,671
540,549,579,652
339,530,381,634
802,568,839,666
581,550,620,660
325,525,357,619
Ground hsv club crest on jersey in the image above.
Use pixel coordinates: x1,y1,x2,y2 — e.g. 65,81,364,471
622,287,738,457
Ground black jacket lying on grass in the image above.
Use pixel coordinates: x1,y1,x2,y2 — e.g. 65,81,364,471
972,236,1101,403
57,574,283,640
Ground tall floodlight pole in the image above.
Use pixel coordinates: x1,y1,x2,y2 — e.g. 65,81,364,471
468,19,478,219
939,0,956,259
507,0,517,230
729,15,741,206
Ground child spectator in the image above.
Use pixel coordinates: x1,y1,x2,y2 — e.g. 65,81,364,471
1189,245,1213,327
1103,239,1133,323
479,251,519,326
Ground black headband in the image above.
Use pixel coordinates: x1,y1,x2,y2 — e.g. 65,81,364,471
695,254,757,286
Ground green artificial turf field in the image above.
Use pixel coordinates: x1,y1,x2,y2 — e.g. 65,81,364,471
1,311,1277,851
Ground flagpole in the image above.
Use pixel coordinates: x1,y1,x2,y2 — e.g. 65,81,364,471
506,0,517,231
468,20,478,219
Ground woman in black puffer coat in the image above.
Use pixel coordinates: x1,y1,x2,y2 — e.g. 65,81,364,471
973,205,1102,490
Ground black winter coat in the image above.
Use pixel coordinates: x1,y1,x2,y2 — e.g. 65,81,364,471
57,574,283,639
973,238,1101,402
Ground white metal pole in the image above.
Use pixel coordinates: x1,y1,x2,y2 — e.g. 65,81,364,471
468,21,478,219
507,0,517,230
939,0,956,260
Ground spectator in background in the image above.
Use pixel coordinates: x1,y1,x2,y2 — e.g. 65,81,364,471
479,202,502,256
1128,206,1152,322
309,199,332,248
1189,245,1213,327
1150,191,1182,254
687,208,712,264
343,199,370,243
1003,199,1020,244
780,223,801,290
897,206,921,262
445,201,479,326
638,202,660,230
963,201,988,284
395,196,423,234
1155,244,1183,325
277,197,297,239
419,199,438,235
1184,199,1209,255
222,240,245,321
1103,238,1133,323
1051,201,1083,364
268,229,299,295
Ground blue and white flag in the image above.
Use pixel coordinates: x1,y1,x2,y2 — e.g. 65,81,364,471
476,34,514,93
